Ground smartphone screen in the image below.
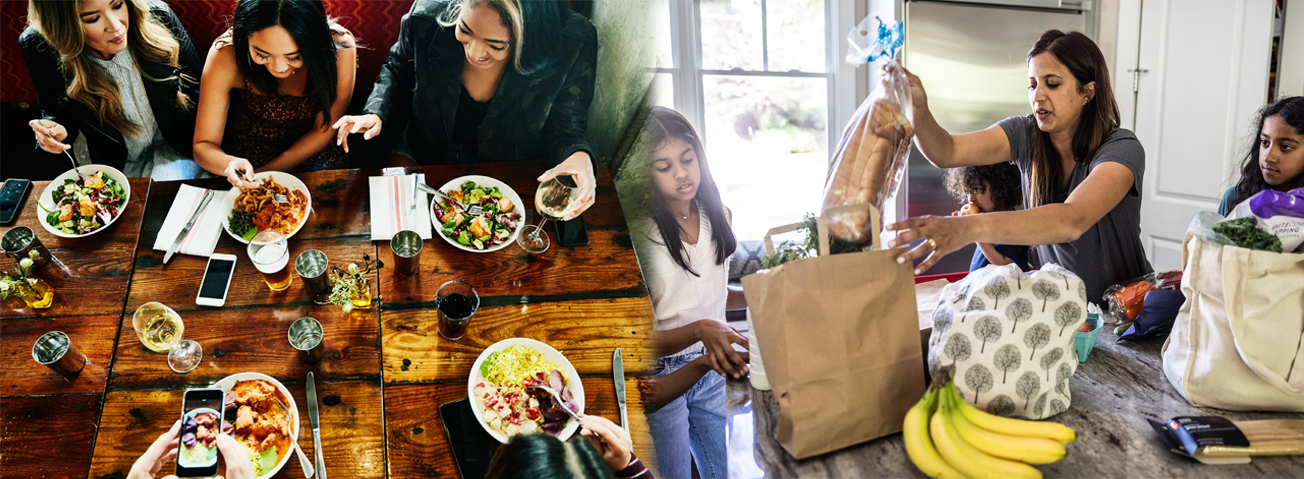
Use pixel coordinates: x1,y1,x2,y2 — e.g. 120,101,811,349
197,257,236,300
0,179,30,224
440,398,498,479
176,388,225,477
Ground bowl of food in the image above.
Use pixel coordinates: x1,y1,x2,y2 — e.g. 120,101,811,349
212,372,299,478
177,408,220,469
37,165,130,238
431,175,524,253
220,172,312,244
468,338,584,443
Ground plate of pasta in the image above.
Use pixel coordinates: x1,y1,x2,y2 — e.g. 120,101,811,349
219,172,312,244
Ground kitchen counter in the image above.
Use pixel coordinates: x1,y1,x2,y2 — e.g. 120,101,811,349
729,325,1304,478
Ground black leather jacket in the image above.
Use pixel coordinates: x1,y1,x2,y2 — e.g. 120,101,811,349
363,0,597,167
19,0,202,173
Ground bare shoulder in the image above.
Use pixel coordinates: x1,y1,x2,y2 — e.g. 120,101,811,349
201,44,241,88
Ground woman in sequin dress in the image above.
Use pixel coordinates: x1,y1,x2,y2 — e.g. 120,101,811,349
193,0,355,188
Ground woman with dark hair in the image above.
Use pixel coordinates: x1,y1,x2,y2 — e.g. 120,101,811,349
485,415,652,479
331,0,598,220
887,30,1152,302
628,107,745,479
193,0,355,188
1217,96,1304,215
21,0,203,180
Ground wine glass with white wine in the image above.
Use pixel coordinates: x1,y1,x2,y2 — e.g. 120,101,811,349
518,175,580,254
133,302,202,373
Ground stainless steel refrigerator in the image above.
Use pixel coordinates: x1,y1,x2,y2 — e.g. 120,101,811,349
899,0,1095,274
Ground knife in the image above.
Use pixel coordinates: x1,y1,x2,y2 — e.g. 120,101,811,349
613,348,628,432
307,372,326,479
163,189,213,264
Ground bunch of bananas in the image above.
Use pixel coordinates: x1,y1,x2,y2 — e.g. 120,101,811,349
904,370,1076,479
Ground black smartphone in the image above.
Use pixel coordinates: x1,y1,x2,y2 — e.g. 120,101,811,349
440,398,499,479
0,179,31,224
176,388,225,477
553,215,589,247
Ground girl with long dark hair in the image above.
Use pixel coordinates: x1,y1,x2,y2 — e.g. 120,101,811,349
21,0,203,180
332,0,598,220
887,30,1152,302
1218,96,1304,215
193,0,355,187
485,415,652,479
630,107,745,479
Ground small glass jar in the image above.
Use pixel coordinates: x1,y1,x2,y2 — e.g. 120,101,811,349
19,278,55,309
350,277,372,309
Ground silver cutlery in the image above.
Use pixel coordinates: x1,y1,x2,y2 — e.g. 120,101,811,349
274,396,315,478
39,120,89,182
307,372,326,479
527,384,582,422
239,171,288,203
163,189,214,264
613,348,628,431
419,183,484,216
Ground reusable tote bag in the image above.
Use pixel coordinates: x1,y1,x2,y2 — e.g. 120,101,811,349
741,204,924,459
926,263,1088,420
1162,232,1304,412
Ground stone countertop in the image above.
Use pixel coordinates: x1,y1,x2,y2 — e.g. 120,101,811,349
730,325,1304,478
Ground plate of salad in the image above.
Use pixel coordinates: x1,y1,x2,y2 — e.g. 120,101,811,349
431,176,524,253
37,165,131,238
468,338,584,443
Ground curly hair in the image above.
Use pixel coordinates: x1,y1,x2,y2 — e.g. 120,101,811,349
944,162,1024,212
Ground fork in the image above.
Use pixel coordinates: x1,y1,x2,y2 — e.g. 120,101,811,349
417,183,484,215
239,171,288,203
527,384,581,422
38,120,89,182
273,396,316,478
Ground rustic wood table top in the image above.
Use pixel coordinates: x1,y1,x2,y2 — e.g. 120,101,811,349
734,324,1304,478
1,163,656,479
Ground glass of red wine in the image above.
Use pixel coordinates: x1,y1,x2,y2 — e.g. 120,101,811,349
436,280,479,341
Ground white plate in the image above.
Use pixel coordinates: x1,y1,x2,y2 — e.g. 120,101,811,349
467,338,585,443
211,372,299,478
430,175,525,253
37,165,131,238
219,172,312,244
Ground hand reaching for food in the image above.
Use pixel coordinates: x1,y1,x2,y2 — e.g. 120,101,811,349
127,420,182,479
30,119,70,154
577,414,634,473
223,159,259,189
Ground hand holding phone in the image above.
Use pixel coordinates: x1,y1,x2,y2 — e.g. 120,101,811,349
128,420,183,479
196,254,237,307
175,388,225,477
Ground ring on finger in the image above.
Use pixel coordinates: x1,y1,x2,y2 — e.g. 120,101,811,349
926,238,938,251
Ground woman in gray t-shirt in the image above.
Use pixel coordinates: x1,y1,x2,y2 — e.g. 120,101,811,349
886,30,1153,303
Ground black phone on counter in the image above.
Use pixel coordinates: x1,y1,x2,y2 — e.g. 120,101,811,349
0,179,31,224
554,215,589,247
176,388,225,477
440,398,498,479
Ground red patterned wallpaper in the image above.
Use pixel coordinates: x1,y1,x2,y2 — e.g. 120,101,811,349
2,0,414,104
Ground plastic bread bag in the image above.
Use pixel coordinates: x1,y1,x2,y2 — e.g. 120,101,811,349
1227,188,1304,253
821,17,913,246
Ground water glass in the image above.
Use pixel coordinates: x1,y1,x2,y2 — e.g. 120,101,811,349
289,317,325,364
249,230,293,291
2,226,52,269
32,331,87,380
436,280,479,341
296,249,331,300
391,230,422,275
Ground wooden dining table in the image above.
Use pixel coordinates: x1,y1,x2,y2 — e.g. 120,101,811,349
0,162,657,478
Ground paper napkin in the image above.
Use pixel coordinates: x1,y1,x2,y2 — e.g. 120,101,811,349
369,174,432,241
152,184,229,258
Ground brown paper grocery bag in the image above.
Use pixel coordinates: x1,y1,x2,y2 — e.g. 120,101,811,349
742,204,924,459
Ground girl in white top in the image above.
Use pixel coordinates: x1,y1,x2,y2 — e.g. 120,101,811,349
633,107,747,479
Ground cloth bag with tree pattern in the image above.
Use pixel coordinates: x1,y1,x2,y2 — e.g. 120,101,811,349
926,263,1088,419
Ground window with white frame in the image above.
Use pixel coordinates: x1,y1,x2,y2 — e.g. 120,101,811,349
652,0,855,242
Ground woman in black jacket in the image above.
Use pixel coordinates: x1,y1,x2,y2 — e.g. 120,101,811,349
333,0,597,219
21,0,202,180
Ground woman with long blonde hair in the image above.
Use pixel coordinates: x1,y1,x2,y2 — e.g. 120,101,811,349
21,0,203,180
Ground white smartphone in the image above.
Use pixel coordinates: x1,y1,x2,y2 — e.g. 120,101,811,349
195,254,237,307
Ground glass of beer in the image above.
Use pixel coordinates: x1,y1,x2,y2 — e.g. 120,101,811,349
249,230,293,291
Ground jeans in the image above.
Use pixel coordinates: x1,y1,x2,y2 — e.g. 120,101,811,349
648,348,727,479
